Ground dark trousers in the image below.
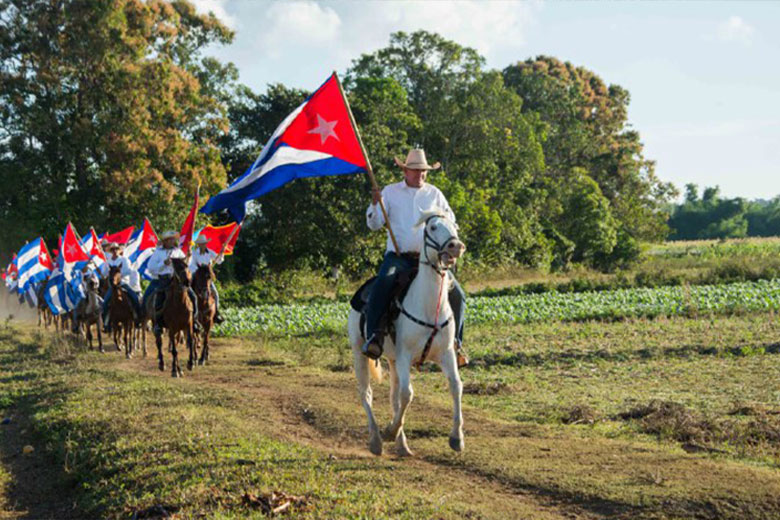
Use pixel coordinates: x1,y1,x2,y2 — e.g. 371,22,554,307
366,252,466,344
143,276,198,326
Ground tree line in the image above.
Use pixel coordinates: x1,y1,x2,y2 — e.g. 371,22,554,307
667,184,780,240
1,0,677,282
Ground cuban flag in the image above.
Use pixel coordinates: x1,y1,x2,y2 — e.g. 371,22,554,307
81,229,107,271
124,218,158,280
200,73,367,222
59,223,90,272
193,222,241,256
16,238,54,293
44,269,68,315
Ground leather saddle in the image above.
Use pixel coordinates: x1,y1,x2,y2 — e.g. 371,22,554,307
350,267,419,341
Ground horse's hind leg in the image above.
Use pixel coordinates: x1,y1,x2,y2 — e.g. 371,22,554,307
386,355,414,457
353,346,382,456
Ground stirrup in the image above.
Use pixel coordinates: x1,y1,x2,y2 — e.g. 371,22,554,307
214,313,224,324
361,333,383,360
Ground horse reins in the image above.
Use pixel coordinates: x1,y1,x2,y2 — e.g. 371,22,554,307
400,215,456,368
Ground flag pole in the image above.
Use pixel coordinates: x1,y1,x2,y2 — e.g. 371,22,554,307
333,72,400,254
216,220,242,260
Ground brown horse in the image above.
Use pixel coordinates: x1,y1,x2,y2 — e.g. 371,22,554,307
74,274,104,351
108,266,135,358
192,264,216,366
155,257,196,377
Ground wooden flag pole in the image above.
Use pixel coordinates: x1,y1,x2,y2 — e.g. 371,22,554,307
333,71,400,254
216,220,242,261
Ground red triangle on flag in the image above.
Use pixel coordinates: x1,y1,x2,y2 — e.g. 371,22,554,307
279,74,366,168
62,223,90,264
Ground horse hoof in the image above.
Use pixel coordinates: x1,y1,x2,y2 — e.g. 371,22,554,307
187,362,193,371
198,359,206,366
396,446,414,457
158,362,165,372
381,427,396,443
449,436,464,453
369,437,383,456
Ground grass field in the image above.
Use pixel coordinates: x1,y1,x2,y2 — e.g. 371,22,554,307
3,309,780,519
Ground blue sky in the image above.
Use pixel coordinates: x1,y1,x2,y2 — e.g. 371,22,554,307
193,0,780,200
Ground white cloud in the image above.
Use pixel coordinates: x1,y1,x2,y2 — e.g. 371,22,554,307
717,16,754,45
190,0,237,29
255,1,342,60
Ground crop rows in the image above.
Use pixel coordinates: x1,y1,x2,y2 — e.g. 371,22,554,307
214,279,780,337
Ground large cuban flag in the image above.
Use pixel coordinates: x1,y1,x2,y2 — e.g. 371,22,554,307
124,218,158,280
200,73,367,222
16,238,54,293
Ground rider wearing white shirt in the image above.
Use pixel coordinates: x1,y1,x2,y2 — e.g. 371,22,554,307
142,231,199,334
188,234,224,323
362,149,466,365
101,243,142,331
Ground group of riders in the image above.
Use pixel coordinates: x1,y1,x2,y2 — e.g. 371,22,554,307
5,148,468,365
6,231,224,337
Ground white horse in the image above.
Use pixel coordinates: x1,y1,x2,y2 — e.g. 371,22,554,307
348,209,466,456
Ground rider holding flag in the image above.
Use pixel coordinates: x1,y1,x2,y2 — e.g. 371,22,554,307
362,149,467,366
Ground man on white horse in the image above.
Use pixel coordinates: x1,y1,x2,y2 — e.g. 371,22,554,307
188,234,224,324
362,149,467,366
144,231,199,335
100,242,142,332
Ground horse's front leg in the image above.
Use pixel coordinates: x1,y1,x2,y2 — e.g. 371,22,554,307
155,325,164,371
386,354,414,457
440,344,464,452
96,315,103,352
125,321,133,359
186,325,195,371
170,330,182,378
198,320,209,366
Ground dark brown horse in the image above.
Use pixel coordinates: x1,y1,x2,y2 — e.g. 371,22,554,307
155,257,196,377
192,264,216,366
108,266,135,358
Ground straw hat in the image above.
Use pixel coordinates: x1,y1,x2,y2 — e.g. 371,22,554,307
160,230,180,241
394,149,440,170
194,234,209,245
105,242,119,251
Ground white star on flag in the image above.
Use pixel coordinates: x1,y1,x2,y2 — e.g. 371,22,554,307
66,244,78,256
307,114,340,145
39,251,47,263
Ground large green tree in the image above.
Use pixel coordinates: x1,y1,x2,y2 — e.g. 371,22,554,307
503,56,676,255
0,0,234,254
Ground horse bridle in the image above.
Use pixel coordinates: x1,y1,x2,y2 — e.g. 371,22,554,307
421,214,459,275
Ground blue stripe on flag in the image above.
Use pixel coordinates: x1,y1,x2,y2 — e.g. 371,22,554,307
201,155,364,222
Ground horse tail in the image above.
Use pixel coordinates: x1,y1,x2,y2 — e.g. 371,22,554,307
368,358,382,384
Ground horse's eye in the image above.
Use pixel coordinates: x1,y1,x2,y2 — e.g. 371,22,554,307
430,224,437,231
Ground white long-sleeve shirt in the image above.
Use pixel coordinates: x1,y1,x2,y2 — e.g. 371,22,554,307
189,248,223,273
146,246,186,280
99,255,141,292
366,181,455,254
